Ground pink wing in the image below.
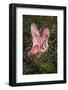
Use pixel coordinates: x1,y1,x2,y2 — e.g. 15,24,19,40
29,23,41,54
41,28,50,52
41,28,50,42
31,23,40,46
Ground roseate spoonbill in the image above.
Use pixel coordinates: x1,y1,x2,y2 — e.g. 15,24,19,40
28,23,50,55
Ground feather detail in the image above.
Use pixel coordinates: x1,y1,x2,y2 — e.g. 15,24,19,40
29,23,50,55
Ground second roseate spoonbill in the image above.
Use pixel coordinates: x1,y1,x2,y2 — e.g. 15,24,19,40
28,23,50,55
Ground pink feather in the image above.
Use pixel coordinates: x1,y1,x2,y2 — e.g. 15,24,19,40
28,23,50,54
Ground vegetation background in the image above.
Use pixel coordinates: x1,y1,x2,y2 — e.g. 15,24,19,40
23,15,57,75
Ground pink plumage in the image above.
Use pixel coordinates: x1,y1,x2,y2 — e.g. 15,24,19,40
28,23,50,55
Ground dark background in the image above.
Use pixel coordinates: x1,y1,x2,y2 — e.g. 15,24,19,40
23,15,57,75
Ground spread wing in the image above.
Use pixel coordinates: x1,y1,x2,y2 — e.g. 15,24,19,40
41,28,50,42
31,23,40,46
41,28,50,52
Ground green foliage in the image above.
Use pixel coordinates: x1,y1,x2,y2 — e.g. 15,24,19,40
23,15,57,75
23,61,57,74
32,61,56,74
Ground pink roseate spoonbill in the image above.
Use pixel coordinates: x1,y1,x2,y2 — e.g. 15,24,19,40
28,23,50,55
